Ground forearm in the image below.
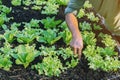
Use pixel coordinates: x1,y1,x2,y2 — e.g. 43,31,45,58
65,13,83,57
65,13,82,38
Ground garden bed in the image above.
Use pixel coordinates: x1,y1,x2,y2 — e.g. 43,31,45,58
0,57,120,80
0,0,120,80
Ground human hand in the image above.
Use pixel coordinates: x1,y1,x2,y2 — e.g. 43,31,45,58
70,35,83,59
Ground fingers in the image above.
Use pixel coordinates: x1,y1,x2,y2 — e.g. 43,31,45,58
73,47,82,59
73,47,77,55
70,39,83,59
78,48,82,59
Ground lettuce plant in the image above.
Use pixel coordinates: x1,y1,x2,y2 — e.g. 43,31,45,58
83,0,92,8
77,8,85,18
0,42,14,55
56,0,69,6
0,5,11,14
23,0,32,6
0,42,13,70
82,31,96,46
12,44,40,68
40,17,61,29
59,29,72,45
0,54,12,71
86,12,99,22
0,22,21,43
0,11,11,27
33,56,63,77
23,19,40,28
39,45,56,56
99,47,118,57
11,0,21,6
32,0,46,10
33,0,46,5
99,33,117,48
93,23,102,30
16,27,40,43
0,13,8,26
3,29,18,43
37,29,61,45
0,28,18,43
29,19,40,28
31,5,42,10
58,21,68,29
10,22,21,30
41,0,59,15
0,14,5,26
79,21,92,31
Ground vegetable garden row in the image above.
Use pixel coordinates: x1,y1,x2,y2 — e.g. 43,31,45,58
0,0,120,80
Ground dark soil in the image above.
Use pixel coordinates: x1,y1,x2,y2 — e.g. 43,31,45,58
0,0,120,80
